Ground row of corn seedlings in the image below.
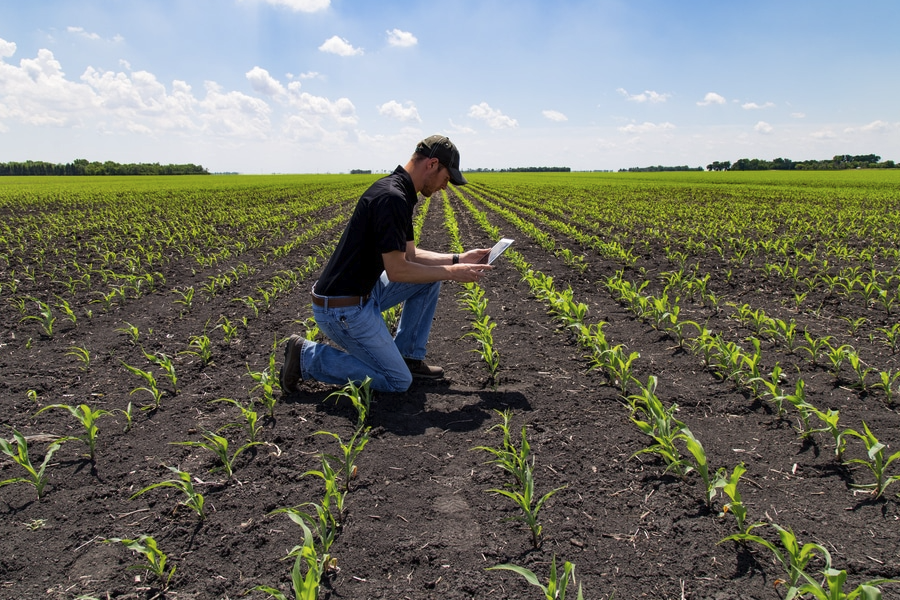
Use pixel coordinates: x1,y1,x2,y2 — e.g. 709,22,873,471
455,186,899,597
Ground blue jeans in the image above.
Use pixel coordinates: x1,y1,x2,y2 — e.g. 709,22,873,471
300,272,442,392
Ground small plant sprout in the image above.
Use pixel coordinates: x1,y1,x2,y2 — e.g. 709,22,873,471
680,429,721,508
0,429,63,499
489,459,565,549
248,353,279,419
121,361,164,411
130,466,206,519
810,407,850,461
721,523,832,589
250,520,331,600
718,462,760,535
304,453,347,517
212,397,263,442
104,535,176,587
180,334,213,366
144,350,178,395
327,377,374,428
271,501,338,555
33,403,112,460
792,567,897,600
871,369,900,405
118,402,135,433
173,431,262,478
172,285,195,314
115,321,141,345
314,427,371,493
487,555,584,600
66,345,91,371
21,298,56,337
843,422,900,498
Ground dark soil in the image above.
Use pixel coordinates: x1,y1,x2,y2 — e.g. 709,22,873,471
2,182,899,600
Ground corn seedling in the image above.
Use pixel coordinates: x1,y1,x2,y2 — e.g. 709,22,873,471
66,345,91,371
173,430,262,478
105,535,176,586
20,298,55,337
249,350,279,418
115,321,140,345
488,460,565,549
120,361,164,410
843,422,900,498
217,315,240,343
798,332,833,366
844,350,872,391
680,429,722,508
181,334,213,366
871,370,900,405
118,402,134,433
144,350,178,395
791,567,896,600
782,380,815,438
487,555,584,600
473,410,531,489
304,453,347,517
0,429,62,499
629,376,691,477
326,377,373,429
877,324,900,354
131,466,206,519
55,297,77,326
810,407,849,461
718,462,760,534
33,403,111,460
314,427,370,493
250,520,329,600
271,502,338,555
172,285,194,314
721,523,831,589
211,397,263,442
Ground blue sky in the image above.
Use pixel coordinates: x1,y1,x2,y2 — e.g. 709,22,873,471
1,0,898,173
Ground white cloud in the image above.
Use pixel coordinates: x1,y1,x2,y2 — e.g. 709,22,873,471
67,26,101,41
252,0,330,12
287,87,357,126
198,81,272,138
754,121,773,134
853,120,896,134
791,112,806,119
697,92,726,106
386,29,417,48
616,88,670,103
378,100,421,122
741,101,775,110
468,102,518,129
0,48,99,126
618,121,675,134
542,109,568,122
0,37,16,58
246,66,286,97
811,129,836,139
319,35,363,56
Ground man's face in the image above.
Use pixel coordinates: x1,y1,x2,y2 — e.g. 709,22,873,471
421,159,451,197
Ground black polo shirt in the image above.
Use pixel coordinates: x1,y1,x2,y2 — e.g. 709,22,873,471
314,166,417,297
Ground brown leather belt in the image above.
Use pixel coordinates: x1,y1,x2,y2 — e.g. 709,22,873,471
311,293,370,308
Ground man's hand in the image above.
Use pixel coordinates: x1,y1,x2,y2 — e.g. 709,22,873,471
449,263,493,283
459,248,492,264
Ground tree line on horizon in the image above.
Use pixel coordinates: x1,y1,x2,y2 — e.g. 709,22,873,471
706,154,896,171
0,159,209,176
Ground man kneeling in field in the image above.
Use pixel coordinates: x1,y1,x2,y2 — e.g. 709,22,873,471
280,135,492,393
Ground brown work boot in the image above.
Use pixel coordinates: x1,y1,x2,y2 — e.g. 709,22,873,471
404,358,444,379
279,334,304,393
